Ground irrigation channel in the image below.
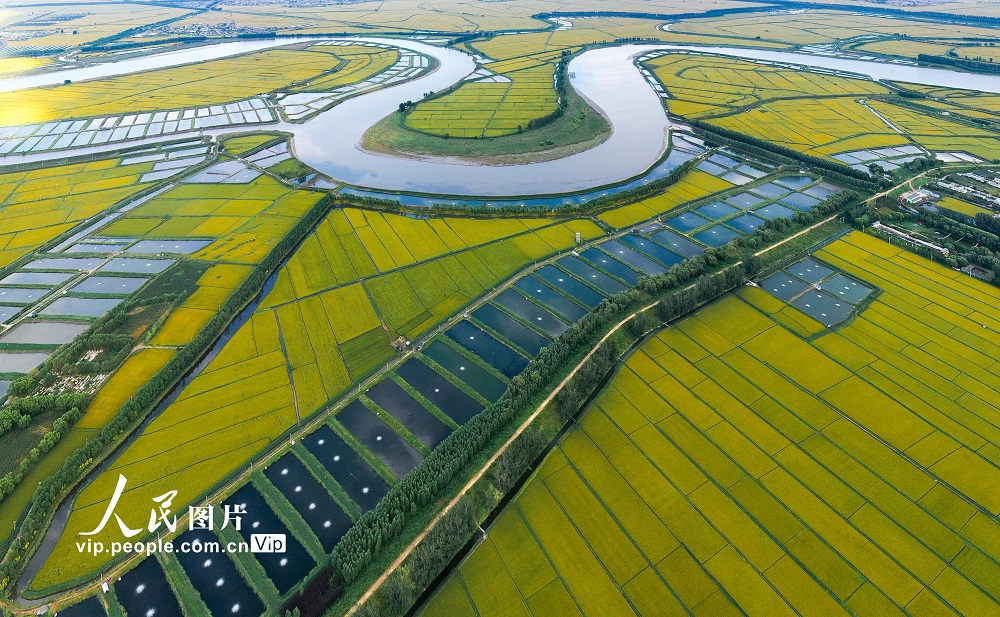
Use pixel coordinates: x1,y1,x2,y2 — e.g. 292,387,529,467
6,26,1000,616
22,167,852,615
4,37,1000,195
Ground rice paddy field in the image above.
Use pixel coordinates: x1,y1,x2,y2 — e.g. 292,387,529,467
851,39,960,59
423,231,1000,617
598,168,737,229
0,145,330,545
404,52,561,138
11,2,1000,613
644,53,890,119
669,10,1000,45
0,3,192,48
31,207,605,590
155,0,754,36
0,57,52,78
938,196,993,217
0,158,153,270
0,43,399,127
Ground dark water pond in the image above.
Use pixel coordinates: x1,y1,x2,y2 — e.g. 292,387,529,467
422,340,507,403
225,484,316,595
471,304,549,357
786,258,833,285
754,203,797,221
778,192,821,211
58,596,108,617
366,379,452,449
804,183,839,200
649,229,705,259
446,320,529,379
98,258,175,274
600,240,667,276
693,225,743,248
696,201,740,221
774,175,814,189
725,192,768,209
727,213,767,234
23,257,102,271
128,240,212,255
0,352,49,373
174,529,265,616
0,305,20,323
0,271,73,286
0,321,87,345
0,287,48,304
822,273,873,305
792,290,854,327
116,552,184,617
556,256,626,296
336,400,424,478
750,182,789,199
493,288,569,337
65,243,123,254
71,276,148,295
41,296,121,318
534,265,605,309
618,234,682,268
579,248,640,286
396,357,483,424
263,452,353,552
514,275,587,322
301,424,390,512
761,272,812,302
664,211,710,233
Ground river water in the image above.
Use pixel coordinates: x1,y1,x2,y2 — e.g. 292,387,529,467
5,37,999,196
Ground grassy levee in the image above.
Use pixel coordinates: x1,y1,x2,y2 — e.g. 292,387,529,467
422,230,1000,616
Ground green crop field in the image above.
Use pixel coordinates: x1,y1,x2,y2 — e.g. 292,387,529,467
11,3,1000,614
31,206,604,590
669,10,1000,45
0,43,399,126
646,53,889,119
0,158,153,270
598,169,736,229
424,231,1000,616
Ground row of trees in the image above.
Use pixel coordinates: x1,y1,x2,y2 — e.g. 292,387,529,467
917,53,1000,75
0,195,335,592
525,54,570,131
81,36,208,53
0,405,85,502
907,209,1000,280
351,497,478,617
347,252,765,616
687,120,888,192
331,186,857,587
919,209,1000,252
337,185,861,614
535,3,1000,30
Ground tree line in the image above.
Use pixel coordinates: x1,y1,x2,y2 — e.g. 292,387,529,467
0,194,335,592
330,187,856,595
917,53,1000,75
686,119,888,192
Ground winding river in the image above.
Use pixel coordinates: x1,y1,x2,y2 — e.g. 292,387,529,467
5,36,1000,196
10,28,1000,602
